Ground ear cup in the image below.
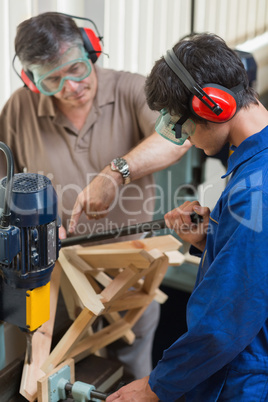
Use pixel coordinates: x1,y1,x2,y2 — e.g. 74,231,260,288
190,84,238,123
21,69,40,93
79,27,102,63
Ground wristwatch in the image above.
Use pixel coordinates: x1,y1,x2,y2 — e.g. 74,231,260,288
110,157,131,185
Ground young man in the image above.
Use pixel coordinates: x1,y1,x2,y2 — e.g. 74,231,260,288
0,12,190,381
107,33,268,401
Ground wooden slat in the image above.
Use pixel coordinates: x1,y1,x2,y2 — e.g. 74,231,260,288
154,288,168,304
60,269,83,321
164,250,185,266
103,291,153,312
41,308,96,374
123,305,149,328
64,249,114,287
77,248,154,269
100,265,148,304
59,250,104,316
104,312,135,344
142,251,169,296
132,279,168,303
67,319,133,362
184,251,201,265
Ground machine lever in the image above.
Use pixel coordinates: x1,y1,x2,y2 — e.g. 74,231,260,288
61,218,166,248
61,212,203,248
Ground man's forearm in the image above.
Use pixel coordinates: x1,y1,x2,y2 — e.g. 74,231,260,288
122,132,191,182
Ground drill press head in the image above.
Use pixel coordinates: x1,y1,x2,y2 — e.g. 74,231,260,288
0,173,59,288
0,172,60,331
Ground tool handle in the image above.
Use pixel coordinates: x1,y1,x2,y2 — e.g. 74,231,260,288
190,211,203,225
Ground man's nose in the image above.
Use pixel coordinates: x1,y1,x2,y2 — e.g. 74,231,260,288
63,79,80,91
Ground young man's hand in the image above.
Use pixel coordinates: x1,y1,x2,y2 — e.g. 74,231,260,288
106,376,159,401
164,201,210,252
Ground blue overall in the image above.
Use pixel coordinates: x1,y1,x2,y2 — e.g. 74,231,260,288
149,126,268,401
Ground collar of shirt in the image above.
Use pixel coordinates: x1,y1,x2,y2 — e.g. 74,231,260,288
222,125,268,178
94,65,116,108
38,92,55,117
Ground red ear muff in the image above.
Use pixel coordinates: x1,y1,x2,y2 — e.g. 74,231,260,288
164,49,243,123
190,84,238,123
79,27,102,63
21,69,40,93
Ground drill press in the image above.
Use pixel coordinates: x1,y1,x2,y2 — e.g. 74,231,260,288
0,142,59,351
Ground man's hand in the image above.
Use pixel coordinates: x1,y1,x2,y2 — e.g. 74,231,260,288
165,201,210,252
68,165,122,234
106,376,159,401
59,225,67,239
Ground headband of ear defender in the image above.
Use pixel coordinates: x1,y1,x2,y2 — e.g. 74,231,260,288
16,12,103,93
164,49,243,123
79,27,102,64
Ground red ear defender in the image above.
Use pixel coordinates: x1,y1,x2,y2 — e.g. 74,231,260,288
13,13,103,92
190,84,238,123
20,69,40,93
79,27,102,63
164,49,243,124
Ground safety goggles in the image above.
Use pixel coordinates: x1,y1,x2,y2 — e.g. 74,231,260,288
155,108,196,145
32,45,92,96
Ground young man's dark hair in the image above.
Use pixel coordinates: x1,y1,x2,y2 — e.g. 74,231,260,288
145,33,258,123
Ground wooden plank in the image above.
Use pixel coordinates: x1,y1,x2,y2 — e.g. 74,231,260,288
184,251,201,265
76,235,182,252
77,248,154,269
59,250,104,315
67,319,132,362
41,308,96,374
19,261,62,401
104,312,135,345
37,358,75,402
60,270,83,321
100,260,159,305
65,249,113,287
123,305,150,328
100,266,144,304
85,272,103,294
133,278,168,303
154,288,168,304
165,250,185,265
142,254,169,296
103,291,153,312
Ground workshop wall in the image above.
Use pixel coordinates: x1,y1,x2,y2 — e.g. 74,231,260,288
1,0,268,110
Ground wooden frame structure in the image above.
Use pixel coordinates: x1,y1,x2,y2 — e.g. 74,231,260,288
20,234,184,401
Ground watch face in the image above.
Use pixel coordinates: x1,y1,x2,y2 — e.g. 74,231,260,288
111,158,130,183
116,159,125,169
